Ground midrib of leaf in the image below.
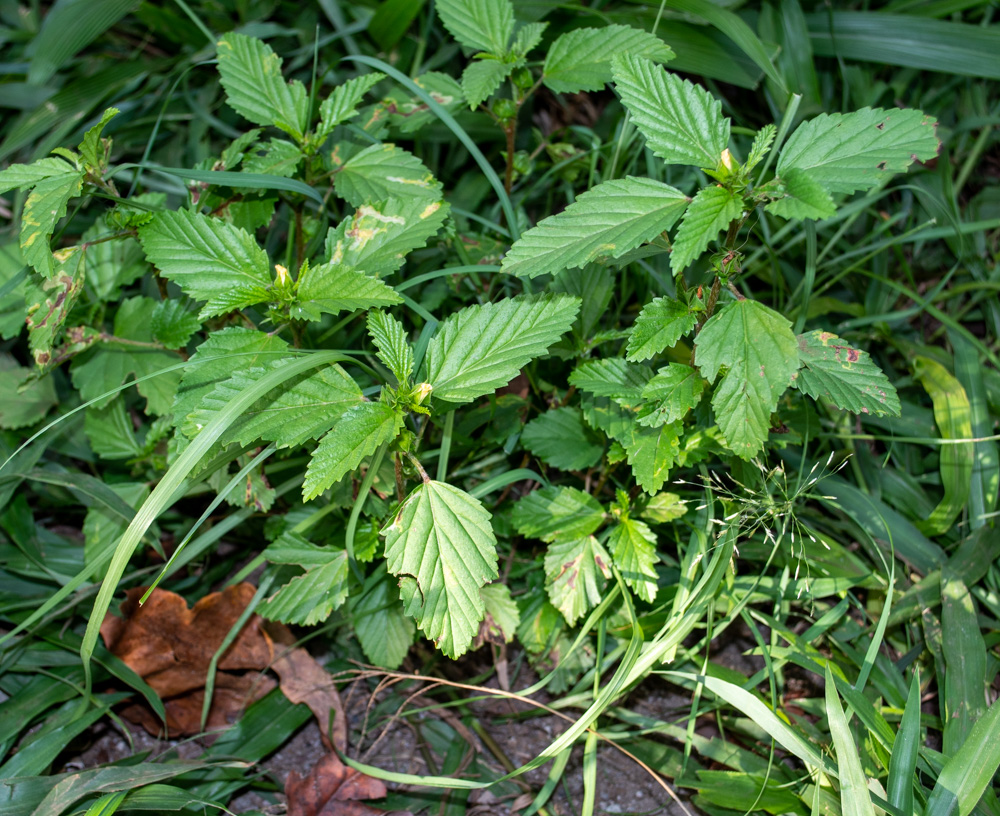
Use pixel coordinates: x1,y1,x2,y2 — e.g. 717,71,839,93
79,351,350,695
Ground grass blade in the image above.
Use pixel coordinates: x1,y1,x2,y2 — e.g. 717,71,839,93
825,665,877,816
925,697,1000,816
887,670,921,814
940,573,987,755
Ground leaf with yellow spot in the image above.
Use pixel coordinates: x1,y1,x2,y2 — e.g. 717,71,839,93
19,171,84,278
333,143,443,207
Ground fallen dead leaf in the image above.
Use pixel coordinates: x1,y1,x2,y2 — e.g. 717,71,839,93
286,752,411,816
101,583,275,736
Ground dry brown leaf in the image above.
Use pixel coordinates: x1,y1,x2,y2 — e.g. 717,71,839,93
286,752,410,816
101,583,274,736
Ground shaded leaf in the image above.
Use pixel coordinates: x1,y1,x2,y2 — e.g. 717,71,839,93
260,535,351,626
521,407,604,471
626,297,698,362
0,354,57,429
317,73,386,140
512,485,605,542
352,567,415,670
639,363,705,426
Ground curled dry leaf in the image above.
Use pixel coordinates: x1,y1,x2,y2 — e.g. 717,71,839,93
286,752,411,816
100,583,275,736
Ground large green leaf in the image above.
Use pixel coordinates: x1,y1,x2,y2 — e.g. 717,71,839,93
317,72,386,141
138,210,272,319
544,535,611,625
423,293,579,403
777,107,939,196
383,480,499,658
333,143,442,207
695,299,799,458
184,360,363,449
626,296,698,362
20,171,85,278
303,401,401,501
435,0,513,54
461,59,512,109
608,517,659,603
501,177,689,279
670,185,742,273
259,533,350,626
0,157,75,195
325,198,449,278
639,363,705,426
521,407,604,471
792,330,900,417
216,33,309,141
543,25,674,93
511,486,605,542
620,420,681,493
764,167,836,221
611,53,730,169
352,567,415,669
294,262,402,321
568,359,651,404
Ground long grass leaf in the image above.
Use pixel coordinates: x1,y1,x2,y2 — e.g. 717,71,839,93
825,665,877,816
940,574,988,754
925,697,1000,816
887,671,921,814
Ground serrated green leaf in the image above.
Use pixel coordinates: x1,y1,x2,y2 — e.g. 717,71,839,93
501,177,689,279
424,293,580,403
521,407,604,471
172,327,288,427
512,485,605,542
626,297,698,362
333,143,442,207
551,264,613,342
479,583,520,644
792,330,900,417
569,359,651,404
746,124,776,171
216,33,309,141
0,157,75,195
317,72,386,140
241,138,302,178
543,25,674,93
608,517,659,603
581,394,636,444
764,167,835,221
70,297,182,415
84,398,141,460
25,246,86,366
512,22,547,56
186,360,363,449
436,0,514,54
78,107,118,169
383,480,499,658
260,534,350,626
352,567,415,669
325,198,449,278
138,209,273,319
611,53,730,169
640,491,687,523
621,420,681,493
462,59,513,109
303,401,400,500
639,363,705,426
20,171,85,277
695,299,799,458
670,185,742,273
367,310,414,385
381,71,465,135
294,261,402,321
0,354,57,429
544,535,611,626
777,107,939,195
150,300,200,349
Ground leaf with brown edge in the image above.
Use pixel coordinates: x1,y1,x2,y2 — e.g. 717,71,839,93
286,753,410,816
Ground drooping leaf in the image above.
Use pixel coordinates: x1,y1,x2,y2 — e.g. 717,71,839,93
792,330,900,416
84,398,142,461
333,143,442,207
352,567,415,670
138,209,273,319
424,293,580,403
521,407,604,471
293,261,402,321
260,534,350,626
436,0,514,55
501,177,689,279
607,517,659,603
568,359,652,404
626,297,698,362
25,246,86,366
150,300,200,349
0,354,57,429
216,33,309,141
302,401,401,501
640,491,687,523
543,25,674,93
478,583,520,644
382,480,499,658
777,107,939,195
639,363,705,426
544,535,611,626
462,59,513,109
367,310,414,385
78,107,119,169
325,198,448,278
20,171,85,278
611,53,730,169
695,299,800,458
512,486,605,542
317,72,386,141
185,360,363,449
764,167,836,221
670,185,743,273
